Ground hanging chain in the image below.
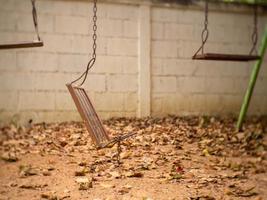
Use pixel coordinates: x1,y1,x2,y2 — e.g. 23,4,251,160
193,0,209,57
249,5,258,55
92,0,97,60
71,0,98,86
31,0,41,41
202,0,209,54
116,141,122,166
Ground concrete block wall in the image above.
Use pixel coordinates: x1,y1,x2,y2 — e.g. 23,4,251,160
0,0,139,124
151,5,267,116
0,0,266,124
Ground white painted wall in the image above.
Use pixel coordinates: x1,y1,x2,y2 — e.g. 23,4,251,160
0,0,266,124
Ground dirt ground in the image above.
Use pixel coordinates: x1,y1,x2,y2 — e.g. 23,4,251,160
0,116,266,200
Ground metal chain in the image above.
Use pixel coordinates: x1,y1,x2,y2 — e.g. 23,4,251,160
31,0,41,41
202,0,209,54
193,0,209,57
71,0,98,86
250,5,258,55
116,141,122,166
92,0,97,60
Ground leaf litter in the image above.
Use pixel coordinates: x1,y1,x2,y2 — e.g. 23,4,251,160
0,115,266,199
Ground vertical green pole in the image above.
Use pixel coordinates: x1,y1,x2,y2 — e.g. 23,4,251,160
236,25,267,131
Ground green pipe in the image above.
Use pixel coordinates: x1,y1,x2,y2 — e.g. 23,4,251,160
236,25,267,131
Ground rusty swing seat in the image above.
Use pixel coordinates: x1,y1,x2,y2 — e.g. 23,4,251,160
0,40,43,50
67,83,136,149
192,53,260,62
0,0,43,50
192,1,260,62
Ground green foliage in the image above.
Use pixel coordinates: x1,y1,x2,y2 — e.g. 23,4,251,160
222,0,267,5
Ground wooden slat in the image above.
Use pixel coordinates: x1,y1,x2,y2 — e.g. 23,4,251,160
192,53,260,61
0,41,43,50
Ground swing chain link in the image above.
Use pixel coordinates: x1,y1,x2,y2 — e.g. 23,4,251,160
193,0,209,57
31,0,41,41
92,0,97,59
250,5,258,55
201,0,209,54
116,141,122,166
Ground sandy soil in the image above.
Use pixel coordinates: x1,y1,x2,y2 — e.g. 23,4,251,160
0,116,266,200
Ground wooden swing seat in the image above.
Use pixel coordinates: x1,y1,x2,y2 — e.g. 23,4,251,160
192,53,260,62
66,83,135,149
0,40,43,50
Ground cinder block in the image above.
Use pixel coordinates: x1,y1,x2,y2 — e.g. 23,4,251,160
123,20,138,38
178,40,200,59
164,23,179,40
152,76,176,93
106,4,138,20
124,111,136,118
234,77,250,95
83,74,106,92
0,51,16,71
108,74,137,92
151,97,162,116
185,94,206,114
124,93,137,112
178,77,206,94
17,52,57,72
220,95,243,114
0,32,18,44
55,92,76,111
160,94,179,115
162,59,196,76
58,53,88,73
107,38,137,56
52,1,80,16
72,35,91,53
0,72,35,91
34,72,73,91
194,62,250,78
13,111,81,124
17,14,35,32
17,13,53,33
205,94,224,114
0,0,30,12
177,10,203,25
151,22,164,40
253,78,267,95
121,57,138,74
0,11,17,31
98,19,123,37
152,7,178,23
0,111,13,125
151,58,163,75
55,16,88,34
90,55,123,74
93,92,124,112
164,23,194,41
38,14,54,33
18,91,55,110
206,77,235,94
0,91,18,110
152,41,178,58
259,63,267,78
72,36,107,55
41,34,73,53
